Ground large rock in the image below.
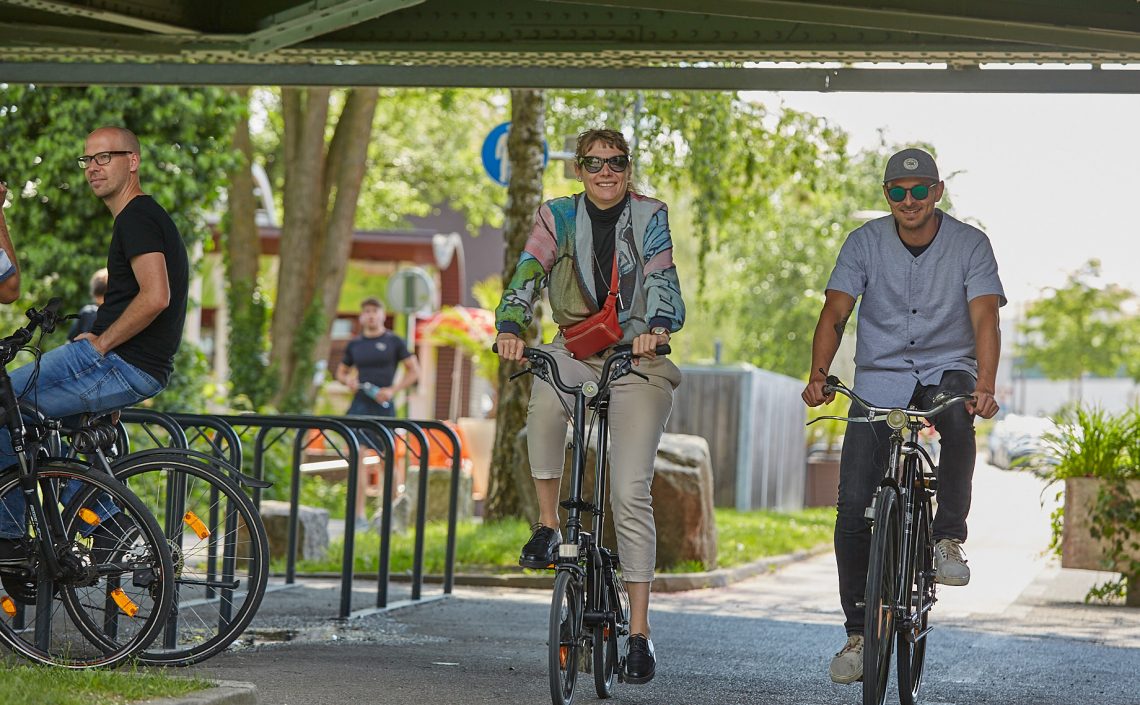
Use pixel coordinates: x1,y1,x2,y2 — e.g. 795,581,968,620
402,467,475,526
256,499,329,562
558,432,717,571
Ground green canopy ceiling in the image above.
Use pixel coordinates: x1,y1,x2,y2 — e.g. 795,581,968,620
1,0,1139,91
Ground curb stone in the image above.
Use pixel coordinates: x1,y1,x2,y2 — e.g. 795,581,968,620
139,679,257,705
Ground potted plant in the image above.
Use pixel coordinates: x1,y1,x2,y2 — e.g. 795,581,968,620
1040,405,1140,606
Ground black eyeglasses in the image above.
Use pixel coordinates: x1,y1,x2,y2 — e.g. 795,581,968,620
886,182,938,202
577,155,630,173
77,151,132,170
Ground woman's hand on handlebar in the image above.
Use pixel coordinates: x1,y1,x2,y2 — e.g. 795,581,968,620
495,332,525,361
632,331,668,362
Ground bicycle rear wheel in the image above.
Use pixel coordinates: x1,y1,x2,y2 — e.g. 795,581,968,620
593,552,628,698
0,464,174,668
897,499,932,705
549,570,583,705
863,486,901,705
110,453,269,666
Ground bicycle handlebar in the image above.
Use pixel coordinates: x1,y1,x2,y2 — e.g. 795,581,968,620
817,374,974,424
0,299,66,365
492,342,670,395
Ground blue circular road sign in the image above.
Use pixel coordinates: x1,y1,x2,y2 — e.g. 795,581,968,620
481,121,549,186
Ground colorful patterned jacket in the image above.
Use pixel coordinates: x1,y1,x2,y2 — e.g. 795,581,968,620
495,192,685,345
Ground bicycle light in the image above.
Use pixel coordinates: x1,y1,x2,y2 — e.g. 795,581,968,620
887,409,908,430
558,543,579,559
582,381,599,398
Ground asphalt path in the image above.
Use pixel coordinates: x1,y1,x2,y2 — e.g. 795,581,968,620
190,460,1140,705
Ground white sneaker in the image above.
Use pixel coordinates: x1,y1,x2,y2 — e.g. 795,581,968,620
829,634,863,684
934,538,970,586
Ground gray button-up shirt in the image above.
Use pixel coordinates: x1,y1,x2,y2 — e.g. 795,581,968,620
826,210,1006,407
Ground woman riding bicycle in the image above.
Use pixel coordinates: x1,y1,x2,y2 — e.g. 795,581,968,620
494,128,684,686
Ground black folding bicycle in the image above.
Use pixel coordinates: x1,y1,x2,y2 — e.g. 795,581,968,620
810,375,972,705
499,342,668,705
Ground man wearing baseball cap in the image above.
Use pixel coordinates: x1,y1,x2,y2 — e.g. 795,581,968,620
801,147,1006,684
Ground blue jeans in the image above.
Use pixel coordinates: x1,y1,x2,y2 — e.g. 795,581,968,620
834,370,977,635
0,340,164,538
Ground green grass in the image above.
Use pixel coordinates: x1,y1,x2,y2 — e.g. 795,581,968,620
0,660,210,705
278,507,836,575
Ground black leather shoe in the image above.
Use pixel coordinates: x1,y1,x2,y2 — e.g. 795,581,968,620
624,633,656,684
518,523,561,569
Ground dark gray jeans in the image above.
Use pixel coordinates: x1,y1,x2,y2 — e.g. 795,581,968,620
834,370,976,636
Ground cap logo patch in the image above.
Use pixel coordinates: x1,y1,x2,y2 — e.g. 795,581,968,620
903,158,919,170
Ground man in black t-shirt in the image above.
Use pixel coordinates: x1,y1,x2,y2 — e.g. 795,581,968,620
0,126,189,553
335,297,419,418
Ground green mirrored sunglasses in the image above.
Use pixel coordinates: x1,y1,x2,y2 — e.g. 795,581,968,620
886,182,937,202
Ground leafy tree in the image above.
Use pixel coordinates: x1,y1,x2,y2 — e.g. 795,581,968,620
1018,259,1135,402
226,88,506,411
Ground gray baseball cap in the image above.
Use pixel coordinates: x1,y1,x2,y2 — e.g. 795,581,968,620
883,148,939,184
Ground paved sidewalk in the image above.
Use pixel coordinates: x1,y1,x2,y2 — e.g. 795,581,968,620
172,458,1139,705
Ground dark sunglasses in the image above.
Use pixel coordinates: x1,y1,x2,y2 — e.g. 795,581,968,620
886,182,938,202
577,155,630,173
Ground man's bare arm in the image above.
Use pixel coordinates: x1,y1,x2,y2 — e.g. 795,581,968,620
967,294,1002,418
74,252,168,355
802,290,856,407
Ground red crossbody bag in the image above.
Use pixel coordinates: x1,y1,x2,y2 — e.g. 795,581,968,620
560,252,621,359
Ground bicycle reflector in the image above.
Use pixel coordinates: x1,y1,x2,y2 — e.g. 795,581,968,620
559,543,579,559
1,596,15,617
887,409,908,430
110,588,140,617
78,508,101,526
183,511,211,539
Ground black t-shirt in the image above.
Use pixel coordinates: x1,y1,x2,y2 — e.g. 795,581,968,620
342,331,412,389
92,195,189,386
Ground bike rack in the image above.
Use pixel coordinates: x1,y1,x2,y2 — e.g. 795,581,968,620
115,409,464,621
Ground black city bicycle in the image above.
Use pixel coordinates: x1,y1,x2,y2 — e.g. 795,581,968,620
20,398,271,666
810,375,972,705
498,343,668,705
0,301,175,668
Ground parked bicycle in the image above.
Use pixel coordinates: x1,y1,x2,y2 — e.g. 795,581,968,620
810,375,972,705
498,342,668,705
18,395,272,666
0,301,175,668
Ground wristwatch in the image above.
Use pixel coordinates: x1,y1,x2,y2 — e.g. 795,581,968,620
650,326,670,338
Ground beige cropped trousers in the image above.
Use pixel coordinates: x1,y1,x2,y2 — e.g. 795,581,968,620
527,339,682,583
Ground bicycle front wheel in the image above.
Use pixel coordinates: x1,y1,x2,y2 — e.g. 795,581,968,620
111,452,269,666
863,485,901,705
897,498,932,705
0,463,175,668
592,553,627,698
549,570,583,705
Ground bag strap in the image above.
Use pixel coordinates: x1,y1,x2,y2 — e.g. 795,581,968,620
606,250,618,299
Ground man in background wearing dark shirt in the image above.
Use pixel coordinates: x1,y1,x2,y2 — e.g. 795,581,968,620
335,297,419,529
0,126,189,562
68,266,107,340
336,297,419,417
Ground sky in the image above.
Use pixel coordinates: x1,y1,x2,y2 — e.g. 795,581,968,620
746,90,1140,312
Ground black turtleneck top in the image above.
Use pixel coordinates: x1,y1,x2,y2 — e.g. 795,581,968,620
584,194,627,308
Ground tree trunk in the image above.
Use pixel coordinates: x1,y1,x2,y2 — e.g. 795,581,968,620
223,87,271,408
485,89,546,522
312,88,381,371
270,88,330,409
